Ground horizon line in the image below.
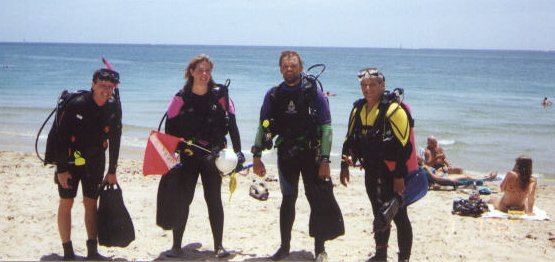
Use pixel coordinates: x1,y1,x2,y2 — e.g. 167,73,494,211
1,40,554,53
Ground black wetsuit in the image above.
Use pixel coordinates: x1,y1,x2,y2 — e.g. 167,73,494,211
165,86,241,251
54,90,122,199
257,80,343,254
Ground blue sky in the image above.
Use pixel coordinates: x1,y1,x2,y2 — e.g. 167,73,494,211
1,0,554,50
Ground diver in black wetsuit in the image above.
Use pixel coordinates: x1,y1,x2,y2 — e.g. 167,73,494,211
53,67,122,260
252,51,343,261
163,54,243,259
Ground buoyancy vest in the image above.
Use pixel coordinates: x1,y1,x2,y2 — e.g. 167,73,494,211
268,77,319,144
346,97,417,176
166,83,230,149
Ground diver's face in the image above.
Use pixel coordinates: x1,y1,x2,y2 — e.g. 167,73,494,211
360,77,384,103
92,80,117,106
190,61,213,85
280,56,302,86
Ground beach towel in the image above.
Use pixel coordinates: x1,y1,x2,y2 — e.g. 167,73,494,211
482,205,550,221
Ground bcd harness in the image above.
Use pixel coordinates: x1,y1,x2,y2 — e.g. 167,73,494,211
343,89,414,175
164,81,232,155
263,75,322,157
36,89,122,166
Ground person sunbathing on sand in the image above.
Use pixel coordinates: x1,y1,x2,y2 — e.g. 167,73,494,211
489,156,537,215
417,154,496,184
423,165,497,184
424,135,464,174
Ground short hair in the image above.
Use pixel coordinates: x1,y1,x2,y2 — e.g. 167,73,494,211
279,50,303,70
357,67,385,83
92,68,120,84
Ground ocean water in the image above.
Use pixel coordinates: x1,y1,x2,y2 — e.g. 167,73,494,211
1,43,554,180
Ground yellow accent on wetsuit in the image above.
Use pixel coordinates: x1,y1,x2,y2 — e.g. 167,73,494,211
73,151,86,166
358,102,410,146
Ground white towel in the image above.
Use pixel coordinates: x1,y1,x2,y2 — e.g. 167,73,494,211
482,205,550,221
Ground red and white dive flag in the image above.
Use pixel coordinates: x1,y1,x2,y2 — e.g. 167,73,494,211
142,131,182,175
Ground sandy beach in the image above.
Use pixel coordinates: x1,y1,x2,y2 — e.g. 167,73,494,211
1,150,554,261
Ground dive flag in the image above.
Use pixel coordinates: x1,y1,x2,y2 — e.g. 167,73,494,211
143,131,182,176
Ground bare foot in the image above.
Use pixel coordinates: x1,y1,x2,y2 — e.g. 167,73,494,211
485,171,498,180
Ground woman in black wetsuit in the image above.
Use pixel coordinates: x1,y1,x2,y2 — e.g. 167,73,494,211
164,54,243,258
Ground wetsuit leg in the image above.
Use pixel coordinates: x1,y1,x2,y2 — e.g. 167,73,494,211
299,150,327,254
199,158,225,249
365,165,391,259
172,158,200,250
277,155,301,250
80,154,105,199
393,206,412,260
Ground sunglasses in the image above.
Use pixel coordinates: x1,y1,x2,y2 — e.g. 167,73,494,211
94,69,120,84
357,68,384,81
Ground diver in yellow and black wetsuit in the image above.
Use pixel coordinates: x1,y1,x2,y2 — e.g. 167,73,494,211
340,68,413,262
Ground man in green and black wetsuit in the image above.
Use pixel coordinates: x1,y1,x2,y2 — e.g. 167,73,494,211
252,51,343,261
53,68,122,260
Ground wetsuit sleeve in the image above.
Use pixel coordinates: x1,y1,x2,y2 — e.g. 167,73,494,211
314,88,331,125
253,89,273,148
319,123,332,158
55,102,76,173
227,97,242,153
164,95,184,138
107,100,122,174
253,125,264,149
386,103,411,178
340,104,359,168
313,88,332,157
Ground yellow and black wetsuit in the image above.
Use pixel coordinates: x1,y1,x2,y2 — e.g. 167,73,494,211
341,99,413,261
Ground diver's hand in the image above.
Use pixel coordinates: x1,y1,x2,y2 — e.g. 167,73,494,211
340,168,350,187
234,151,245,172
253,157,266,177
104,173,118,185
57,171,72,189
393,177,405,196
318,162,331,181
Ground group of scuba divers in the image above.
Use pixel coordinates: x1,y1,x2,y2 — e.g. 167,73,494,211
46,51,417,262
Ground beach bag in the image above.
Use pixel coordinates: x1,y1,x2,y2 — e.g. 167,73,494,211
97,183,135,247
452,196,489,217
307,178,345,241
156,164,187,230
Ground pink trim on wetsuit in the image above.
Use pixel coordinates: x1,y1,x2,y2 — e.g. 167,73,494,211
218,97,236,115
167,96,184,119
